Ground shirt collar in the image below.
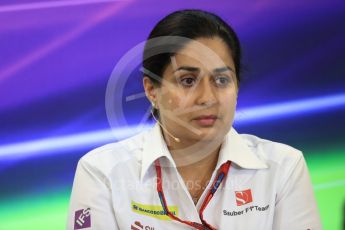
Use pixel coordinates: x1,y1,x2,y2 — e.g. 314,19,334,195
141,123,176,182
216,127,268,170
140,123,268,182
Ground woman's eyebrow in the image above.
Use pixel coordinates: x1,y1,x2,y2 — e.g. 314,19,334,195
172,66,234,73
172,66,200,73
213,66,234,73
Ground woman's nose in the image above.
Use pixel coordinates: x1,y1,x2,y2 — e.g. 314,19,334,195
195,77,217,106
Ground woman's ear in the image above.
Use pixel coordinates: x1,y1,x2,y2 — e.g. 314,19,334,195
143,76,158,105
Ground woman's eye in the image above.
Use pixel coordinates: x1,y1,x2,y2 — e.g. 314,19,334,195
214,75,231,86
179,77,196,87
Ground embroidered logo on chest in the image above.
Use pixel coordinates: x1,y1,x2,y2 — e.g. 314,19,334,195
235,189,253,206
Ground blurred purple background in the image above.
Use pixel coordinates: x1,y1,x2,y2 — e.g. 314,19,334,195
0,1,344,229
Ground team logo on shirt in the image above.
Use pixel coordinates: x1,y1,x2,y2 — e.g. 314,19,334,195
235,189,253,206
74,208,91,229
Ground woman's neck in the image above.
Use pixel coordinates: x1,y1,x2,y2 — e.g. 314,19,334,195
161,128,222,178
161,128,223,204
176,145,221,177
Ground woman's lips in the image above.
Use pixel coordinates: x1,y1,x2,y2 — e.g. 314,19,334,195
193,115,218,126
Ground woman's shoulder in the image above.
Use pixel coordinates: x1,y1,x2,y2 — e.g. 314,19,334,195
77,129,149,174
239,133,304,168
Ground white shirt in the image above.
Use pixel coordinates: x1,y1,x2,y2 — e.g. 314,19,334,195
67,123,322,230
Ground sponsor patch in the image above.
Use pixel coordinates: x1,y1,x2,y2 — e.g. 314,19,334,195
74,208,91,229
131,220,155,230
131,201,178,220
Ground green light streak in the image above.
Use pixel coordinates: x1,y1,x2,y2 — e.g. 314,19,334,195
305,147,345,230
0,189,70,230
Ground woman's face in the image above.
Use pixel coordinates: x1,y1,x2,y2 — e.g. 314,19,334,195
152,37,238,143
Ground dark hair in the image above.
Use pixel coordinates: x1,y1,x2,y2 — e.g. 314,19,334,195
143,9,242,119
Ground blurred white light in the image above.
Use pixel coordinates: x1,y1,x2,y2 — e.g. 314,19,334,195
0,93,344,161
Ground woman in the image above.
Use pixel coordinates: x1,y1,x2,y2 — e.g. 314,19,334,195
67,9,322,230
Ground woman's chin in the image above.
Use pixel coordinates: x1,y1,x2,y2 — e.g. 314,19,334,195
189,127,225,142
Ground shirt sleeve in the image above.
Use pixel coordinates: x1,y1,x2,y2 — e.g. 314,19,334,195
66,158,119,230
272,152,322,230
